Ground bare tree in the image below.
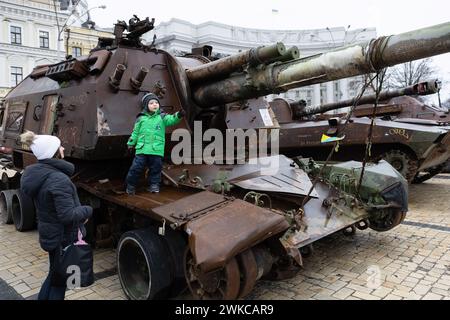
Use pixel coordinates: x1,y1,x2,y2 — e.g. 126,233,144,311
384,58,437,89
443,98,450,110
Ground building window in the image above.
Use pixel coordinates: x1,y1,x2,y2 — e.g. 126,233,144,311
320,87,326,104
10,26,22,45
72,47,82,57
11,67,23,87
334,82,341,101
39,31,49,48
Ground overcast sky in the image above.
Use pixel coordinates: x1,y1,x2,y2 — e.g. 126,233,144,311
87,0,450,103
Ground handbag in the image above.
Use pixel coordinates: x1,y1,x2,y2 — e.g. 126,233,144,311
52,229,94,288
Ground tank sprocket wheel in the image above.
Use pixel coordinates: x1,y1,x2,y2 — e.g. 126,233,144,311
369,208,406,232
184,250,241,300
375,149,419,183
236,249,258,299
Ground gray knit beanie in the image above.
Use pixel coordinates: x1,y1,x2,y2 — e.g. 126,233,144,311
142,93,160,110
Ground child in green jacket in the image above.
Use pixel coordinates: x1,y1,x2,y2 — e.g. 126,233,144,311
126,93,185,194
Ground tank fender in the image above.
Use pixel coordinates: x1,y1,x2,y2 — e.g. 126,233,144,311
184,197,289,273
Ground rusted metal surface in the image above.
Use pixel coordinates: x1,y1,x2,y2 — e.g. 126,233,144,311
185,198,289,273
186,253,241,300
395,118,450,126
225,98,279,130
354,96,450,125
186,42,286,84
236,249,258,299
45,59,90,82
269,98,293,124
152,191,231,226
30,65,50,79
1,46,188,160
76,178,195,223
87,50,111,74
350,104,403,118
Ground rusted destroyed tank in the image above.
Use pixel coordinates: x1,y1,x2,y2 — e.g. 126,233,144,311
310,80,450,181
0,17,449,300
337,91,450,177
312,80,450,125
271,80,450,183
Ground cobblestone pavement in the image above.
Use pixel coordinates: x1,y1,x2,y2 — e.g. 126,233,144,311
1,175,449,300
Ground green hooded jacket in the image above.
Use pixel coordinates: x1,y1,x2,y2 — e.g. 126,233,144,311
127,109,182,156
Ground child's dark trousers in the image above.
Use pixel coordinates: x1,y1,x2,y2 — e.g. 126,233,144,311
126,154,163,191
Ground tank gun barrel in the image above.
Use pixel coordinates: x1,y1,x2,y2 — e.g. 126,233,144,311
186,42,286,84
192,22,450,107
295,79,441,117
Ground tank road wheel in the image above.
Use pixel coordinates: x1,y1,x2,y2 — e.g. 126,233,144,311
117,228,172,300
160,229,188,296
236,249,258,299
185,250,241,300
0,189,15,225
343,225,356,236
369,208,406,232
375,149,419,183
11,190,36,231
355,219,370,231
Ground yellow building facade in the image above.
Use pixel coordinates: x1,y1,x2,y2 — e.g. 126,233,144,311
64,26,112,58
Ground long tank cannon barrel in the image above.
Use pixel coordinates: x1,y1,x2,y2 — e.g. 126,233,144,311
186,42,287,83
190,22,450,107
294,79,442,117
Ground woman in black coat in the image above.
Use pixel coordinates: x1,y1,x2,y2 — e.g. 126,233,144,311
20,131,93,300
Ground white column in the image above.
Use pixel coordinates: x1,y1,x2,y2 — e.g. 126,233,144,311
339,78,349,100
27,56,35,76
326,82,334,103
0,54,7,88
56,30,65,60
54,27,62,53
2,19,9,42
313,84,321,106
26,20,35,47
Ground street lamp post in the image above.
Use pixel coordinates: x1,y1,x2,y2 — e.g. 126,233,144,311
326,27,336,48
57,5,106,59
437,86,442,108
58,5,107,41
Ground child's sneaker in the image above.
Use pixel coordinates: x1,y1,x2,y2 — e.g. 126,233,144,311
148,184,160,193
126,186,135,195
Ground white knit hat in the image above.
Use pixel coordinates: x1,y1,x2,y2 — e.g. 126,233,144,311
30,135,61,160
